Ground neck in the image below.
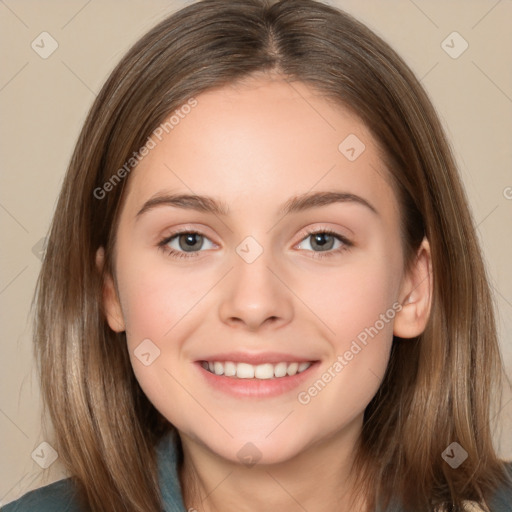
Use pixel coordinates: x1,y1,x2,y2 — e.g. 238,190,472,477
178,418,368,512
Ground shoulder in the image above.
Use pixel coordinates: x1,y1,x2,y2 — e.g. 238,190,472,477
488,460,512,511
1,478,84,512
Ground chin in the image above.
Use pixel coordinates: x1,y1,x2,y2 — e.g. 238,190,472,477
201,429,312,467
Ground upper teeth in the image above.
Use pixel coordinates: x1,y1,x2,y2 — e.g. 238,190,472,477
202,361,312,379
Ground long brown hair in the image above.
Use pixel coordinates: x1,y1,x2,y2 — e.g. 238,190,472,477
33,0,510,510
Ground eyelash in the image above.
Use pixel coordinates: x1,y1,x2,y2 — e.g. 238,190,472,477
157,227,353,261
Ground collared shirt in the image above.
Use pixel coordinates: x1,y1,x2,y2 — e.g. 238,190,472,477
2,432,511,511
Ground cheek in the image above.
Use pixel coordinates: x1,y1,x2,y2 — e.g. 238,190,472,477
115,257,215,408
293,250,400,411
117,258,210,346
298,248,401,344
119,262,197,427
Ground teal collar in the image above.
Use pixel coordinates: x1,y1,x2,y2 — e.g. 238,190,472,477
155,431,512,512
156,431,187,512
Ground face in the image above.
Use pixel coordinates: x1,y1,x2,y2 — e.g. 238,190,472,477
100,76,431,465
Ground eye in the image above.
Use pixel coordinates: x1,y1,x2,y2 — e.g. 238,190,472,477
296,228,352,259
158,227,352,261
158,230,216,259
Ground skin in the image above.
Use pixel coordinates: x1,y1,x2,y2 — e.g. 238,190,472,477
97,75,432,512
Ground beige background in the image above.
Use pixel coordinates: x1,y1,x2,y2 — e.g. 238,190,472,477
1,0,511,506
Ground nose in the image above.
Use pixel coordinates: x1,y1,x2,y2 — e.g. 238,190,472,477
218,248,294,331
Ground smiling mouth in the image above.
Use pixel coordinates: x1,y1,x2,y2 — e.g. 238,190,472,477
200,360,313,379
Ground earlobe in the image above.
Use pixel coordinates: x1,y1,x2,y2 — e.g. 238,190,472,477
393,237,433,339
95,247,126,333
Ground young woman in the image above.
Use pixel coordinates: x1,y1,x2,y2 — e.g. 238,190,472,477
3,0,511,511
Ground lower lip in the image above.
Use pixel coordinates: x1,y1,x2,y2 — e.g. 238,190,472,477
195,361,319,398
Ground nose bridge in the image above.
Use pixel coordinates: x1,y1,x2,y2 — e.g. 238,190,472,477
218,236,293,330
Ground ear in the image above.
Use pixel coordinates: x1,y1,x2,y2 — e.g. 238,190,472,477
393,237,433,338
95,247,126,333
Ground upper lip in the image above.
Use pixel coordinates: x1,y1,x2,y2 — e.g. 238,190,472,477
197,352,318,365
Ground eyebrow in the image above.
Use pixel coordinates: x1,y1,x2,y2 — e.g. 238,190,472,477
135,190,378,220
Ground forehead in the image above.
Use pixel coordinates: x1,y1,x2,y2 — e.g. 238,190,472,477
121,77,397,222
